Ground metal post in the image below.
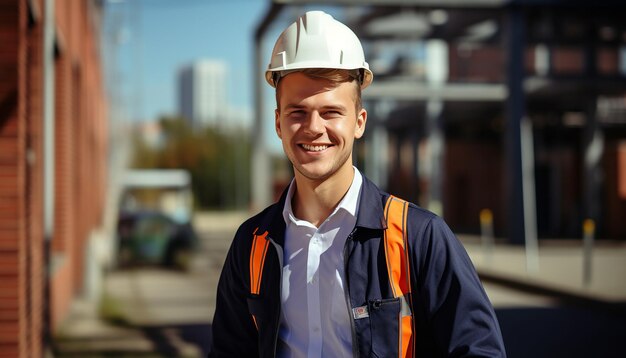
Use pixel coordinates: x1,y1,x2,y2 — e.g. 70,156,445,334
364,101,390,189
505,6,526,245
252,3,284,211
426,99,444,216
43,0,55,241
425,39,448,217
583,99,603,225
251,40,271,211
521,117,539,272
43,0,55,353
375,100,393,191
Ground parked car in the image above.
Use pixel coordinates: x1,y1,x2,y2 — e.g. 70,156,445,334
116,210,198,270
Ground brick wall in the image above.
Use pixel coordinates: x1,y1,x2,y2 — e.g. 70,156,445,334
1,1,35,356
0,0,108,356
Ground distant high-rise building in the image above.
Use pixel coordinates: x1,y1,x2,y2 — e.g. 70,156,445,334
178,60,228,128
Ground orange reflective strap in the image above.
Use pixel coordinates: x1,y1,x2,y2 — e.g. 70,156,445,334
384,196,415,358
250,228,270,296
384,196,411,297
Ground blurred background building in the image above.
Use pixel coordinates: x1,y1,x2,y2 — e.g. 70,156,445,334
253,0,626,246
0,0,108,356
178,60,228,129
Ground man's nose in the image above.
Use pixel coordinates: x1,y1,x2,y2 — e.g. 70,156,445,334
303,112,324,135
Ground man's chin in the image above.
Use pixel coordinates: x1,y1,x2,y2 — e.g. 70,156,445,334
293,165,333,182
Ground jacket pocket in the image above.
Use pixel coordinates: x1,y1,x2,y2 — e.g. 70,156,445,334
368,297,400,358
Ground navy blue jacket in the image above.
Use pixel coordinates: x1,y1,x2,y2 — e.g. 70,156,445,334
210,176,506,357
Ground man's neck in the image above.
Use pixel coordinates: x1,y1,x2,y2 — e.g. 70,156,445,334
292,166,355,227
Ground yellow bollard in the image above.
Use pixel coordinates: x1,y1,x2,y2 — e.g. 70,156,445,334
480,209,494,264
480,209,493,228
583,219,595,237
583,219,595,287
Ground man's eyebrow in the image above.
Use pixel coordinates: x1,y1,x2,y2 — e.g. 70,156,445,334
283,103,347,111
321,104,347,111
284,103,306,110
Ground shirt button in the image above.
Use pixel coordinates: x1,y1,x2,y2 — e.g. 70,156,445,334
313,327,320,332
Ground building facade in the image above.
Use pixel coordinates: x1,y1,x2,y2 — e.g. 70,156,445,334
0,0,108,356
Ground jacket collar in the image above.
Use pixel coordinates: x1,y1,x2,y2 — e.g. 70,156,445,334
256,188,289,247
255,173,387,246
354,175,387,231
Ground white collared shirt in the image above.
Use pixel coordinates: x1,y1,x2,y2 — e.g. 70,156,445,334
277,168,363,358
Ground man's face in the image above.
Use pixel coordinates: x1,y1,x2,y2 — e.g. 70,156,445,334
275,72,367,183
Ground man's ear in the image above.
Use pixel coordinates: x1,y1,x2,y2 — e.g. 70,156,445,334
354,108,367,139
275,109,282,139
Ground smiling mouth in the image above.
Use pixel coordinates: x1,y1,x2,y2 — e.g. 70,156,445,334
300,144,330,152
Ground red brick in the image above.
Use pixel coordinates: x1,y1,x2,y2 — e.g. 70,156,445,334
0,218,18,231
0,277,18,294
0,297,19,310
0,239,18,249
0,141,18,165
0,308,18,320
0,120,18,137
0,323,19,343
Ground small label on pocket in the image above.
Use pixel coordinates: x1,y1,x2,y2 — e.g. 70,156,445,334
352,305,369,319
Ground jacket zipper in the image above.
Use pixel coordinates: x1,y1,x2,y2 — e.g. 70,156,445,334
343,227,359,358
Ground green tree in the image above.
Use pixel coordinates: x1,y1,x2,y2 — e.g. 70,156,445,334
130,116,250,210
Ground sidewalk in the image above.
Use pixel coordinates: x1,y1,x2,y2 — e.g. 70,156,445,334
54,270,212,357
461,235,626,306
51,211,246,357
53,297,158,357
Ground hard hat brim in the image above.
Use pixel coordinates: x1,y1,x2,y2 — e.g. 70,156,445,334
265,67,373,89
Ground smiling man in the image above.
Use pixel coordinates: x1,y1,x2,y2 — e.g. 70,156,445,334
210,10,506,358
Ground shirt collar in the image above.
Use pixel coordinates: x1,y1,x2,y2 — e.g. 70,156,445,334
282,167,363,226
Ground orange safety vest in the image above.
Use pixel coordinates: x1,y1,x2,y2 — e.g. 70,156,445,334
249,195,414,357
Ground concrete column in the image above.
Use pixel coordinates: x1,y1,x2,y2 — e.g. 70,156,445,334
252,32,271,211
426,99,444,216
583,99,603,224
252,3,284,211
365,100,391,189
425,39,448,216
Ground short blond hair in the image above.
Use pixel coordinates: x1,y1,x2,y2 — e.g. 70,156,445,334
275,68,362,111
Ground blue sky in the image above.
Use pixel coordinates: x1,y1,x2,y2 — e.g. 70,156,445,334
104,0,269,122
103,1,345,152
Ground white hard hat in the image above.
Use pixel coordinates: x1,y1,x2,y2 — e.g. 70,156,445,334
265,10,373,89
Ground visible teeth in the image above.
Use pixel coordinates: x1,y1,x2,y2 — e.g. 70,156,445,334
302,144,328,152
